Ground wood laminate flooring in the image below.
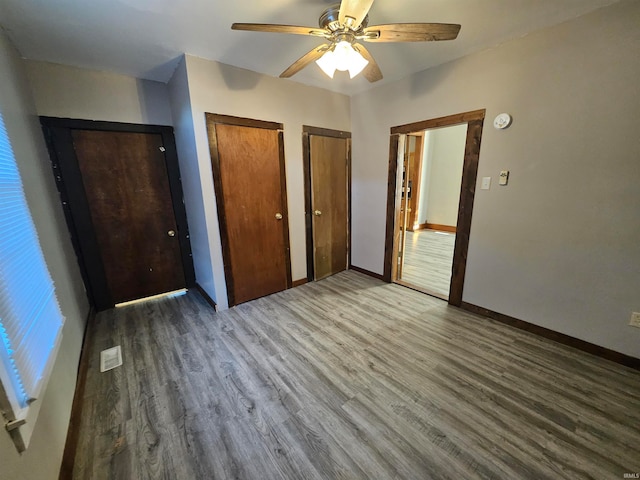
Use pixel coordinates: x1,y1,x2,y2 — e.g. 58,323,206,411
72,271,640,479
400,229,455,297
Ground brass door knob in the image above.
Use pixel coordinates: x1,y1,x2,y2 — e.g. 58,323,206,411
314,210,322,216
168,230,176,237
275,213,283,220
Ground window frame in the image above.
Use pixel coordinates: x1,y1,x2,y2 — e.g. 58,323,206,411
0,112,65,453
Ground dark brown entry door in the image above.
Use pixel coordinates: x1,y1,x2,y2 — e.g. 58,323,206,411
310,135,349,280
72,130,186,304
208,116,291,306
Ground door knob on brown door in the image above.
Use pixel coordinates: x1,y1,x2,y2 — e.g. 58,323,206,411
167,230,176,237
275,213,283,220
314,210,322,216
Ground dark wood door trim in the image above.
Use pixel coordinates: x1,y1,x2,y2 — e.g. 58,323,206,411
383,134,401,283
391,109,486,135
383,110,486,307
346,138,352,279
40,116,178,133
278,130,293,290
209,114,282,131
303,125,352,139
302,126,352,282
449,118,484,306
205,119,235,304
40,117,195,311
43,125,112,309
206,113,291,306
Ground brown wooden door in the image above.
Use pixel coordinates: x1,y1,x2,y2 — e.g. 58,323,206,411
209,119,291,306
72,130,186,304
310,135,349,280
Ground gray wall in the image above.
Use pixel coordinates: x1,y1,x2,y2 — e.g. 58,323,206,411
167,58,217,301
0,32,89,479
25,60,173,125
350,0,640,358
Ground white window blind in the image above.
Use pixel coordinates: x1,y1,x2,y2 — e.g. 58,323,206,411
0,112,64,450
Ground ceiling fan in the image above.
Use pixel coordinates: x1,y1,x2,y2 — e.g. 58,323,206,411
231,0,461,82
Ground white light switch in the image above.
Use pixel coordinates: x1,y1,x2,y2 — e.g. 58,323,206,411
481,177,491,190
499,170,509,185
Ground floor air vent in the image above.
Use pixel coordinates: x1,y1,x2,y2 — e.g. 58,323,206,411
100,346,123,372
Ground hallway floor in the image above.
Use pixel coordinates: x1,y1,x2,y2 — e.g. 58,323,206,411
400,229,455,297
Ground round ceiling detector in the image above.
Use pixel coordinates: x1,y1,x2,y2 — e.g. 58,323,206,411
493,113,512,130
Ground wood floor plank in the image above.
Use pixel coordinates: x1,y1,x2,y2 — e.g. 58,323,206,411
401,229,455,296
71,271,640,479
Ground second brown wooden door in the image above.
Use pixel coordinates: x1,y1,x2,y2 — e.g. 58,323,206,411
310,134,349,280
208,116,291,306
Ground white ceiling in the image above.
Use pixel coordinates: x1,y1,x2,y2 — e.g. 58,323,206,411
0,0,619,95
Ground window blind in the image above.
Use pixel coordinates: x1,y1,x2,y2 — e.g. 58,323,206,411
0,112,64,431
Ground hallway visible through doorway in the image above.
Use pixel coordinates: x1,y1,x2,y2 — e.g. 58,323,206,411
401,229,455,297
384,109,485,306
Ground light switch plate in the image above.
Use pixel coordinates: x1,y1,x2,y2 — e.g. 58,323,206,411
630,312,640,328
499,170,509,185
481,177,491,190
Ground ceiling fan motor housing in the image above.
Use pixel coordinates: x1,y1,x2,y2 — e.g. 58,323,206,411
320,3,368,31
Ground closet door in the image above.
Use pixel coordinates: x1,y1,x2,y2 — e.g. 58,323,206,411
207,115,291,306
309,134,349,280
302,126,351,282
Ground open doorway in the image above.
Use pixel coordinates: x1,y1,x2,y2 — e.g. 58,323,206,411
383,110,485,306
398,124,467,298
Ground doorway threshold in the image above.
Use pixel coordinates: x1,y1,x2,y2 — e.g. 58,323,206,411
393,280,448,302
115,288,187,308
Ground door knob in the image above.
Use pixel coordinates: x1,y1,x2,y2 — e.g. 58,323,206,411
275,213,283,220
314,210,322,216
168,230,176,237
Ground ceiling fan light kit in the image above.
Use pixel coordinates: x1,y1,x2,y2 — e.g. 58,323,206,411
231,0,461,83
316,41,369,79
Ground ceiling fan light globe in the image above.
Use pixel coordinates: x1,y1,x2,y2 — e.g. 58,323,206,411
333,41,354,71
347,53,369,78
316,50,337,78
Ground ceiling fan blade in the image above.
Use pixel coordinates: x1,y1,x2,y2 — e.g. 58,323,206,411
339,0,375,29
362,23,461,42
280,44,330,78
352,44,382,82
232,23,329,38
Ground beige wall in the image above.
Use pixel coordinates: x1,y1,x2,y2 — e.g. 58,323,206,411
417,124,467,227
350,0,640,358
25,60,173,125
167,58,217,301
0,33,89,479
170,55,351,309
